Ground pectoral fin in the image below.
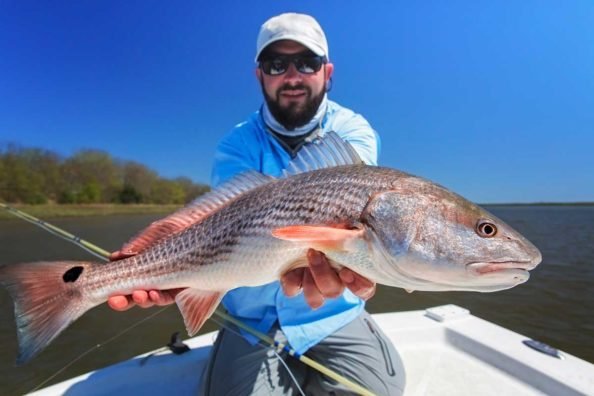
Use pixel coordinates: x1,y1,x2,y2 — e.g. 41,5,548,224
175,289,223,336
271,225,365,251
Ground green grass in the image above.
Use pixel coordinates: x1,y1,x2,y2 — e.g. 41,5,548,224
0,203,182,220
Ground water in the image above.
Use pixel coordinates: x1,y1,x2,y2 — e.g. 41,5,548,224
1,206,593,394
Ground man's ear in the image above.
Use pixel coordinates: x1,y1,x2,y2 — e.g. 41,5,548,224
324,63,334,92
255,67,262,82
325,62,334,81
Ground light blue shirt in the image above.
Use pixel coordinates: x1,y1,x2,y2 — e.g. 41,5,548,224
210,100,380,354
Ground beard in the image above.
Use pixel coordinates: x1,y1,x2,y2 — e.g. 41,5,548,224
261,82,326,131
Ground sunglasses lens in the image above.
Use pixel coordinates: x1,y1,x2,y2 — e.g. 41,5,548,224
296,57,324,74
260,58,287,75
260,55,325,76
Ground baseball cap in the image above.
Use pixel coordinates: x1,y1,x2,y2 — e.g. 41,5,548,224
255,13,329,62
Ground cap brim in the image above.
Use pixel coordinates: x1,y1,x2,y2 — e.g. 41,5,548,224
255,36,326,62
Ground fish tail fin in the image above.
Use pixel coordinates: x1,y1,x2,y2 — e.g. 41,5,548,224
0,261,98,364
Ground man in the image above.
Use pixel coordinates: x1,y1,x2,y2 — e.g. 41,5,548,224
109,13,404,395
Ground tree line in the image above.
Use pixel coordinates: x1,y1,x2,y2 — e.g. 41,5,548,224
0,144,210,205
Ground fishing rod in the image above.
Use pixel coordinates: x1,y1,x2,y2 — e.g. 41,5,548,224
0,203,375,396
0,203,110,260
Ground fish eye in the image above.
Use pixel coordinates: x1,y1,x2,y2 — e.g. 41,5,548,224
476,220,497,238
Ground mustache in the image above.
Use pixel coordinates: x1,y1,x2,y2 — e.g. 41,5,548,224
277,84,311,95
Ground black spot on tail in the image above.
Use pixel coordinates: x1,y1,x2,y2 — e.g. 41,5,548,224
63,266,84,283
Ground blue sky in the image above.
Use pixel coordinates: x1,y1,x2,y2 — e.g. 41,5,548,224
1,1,592,203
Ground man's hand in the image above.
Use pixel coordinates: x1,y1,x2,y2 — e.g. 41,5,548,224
107,289,183,311
280,249,376,309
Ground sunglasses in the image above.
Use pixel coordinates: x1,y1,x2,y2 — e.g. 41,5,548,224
259,54,327,76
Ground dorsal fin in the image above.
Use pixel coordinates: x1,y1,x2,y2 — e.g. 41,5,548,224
113,171,273,257
111,132,359,258
282,131,363,177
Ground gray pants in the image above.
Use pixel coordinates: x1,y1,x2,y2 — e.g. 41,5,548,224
199,311,405,395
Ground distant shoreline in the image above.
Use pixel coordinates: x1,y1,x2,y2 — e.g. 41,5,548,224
0,204,181,220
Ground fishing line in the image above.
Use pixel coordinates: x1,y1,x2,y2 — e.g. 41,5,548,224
0,203,177,393
29,306,170,393
212,309,375,395
0,203,376,396
271,348,307,396
209,316,307,396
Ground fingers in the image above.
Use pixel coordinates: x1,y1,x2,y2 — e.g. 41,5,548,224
109,251,125,261
107,295,135,311
280,268,305,297
148,289,184,306
302,267,324,309
132,290,153,308
281,266,328,309
107,289,182,311
279,249,376,309
109,250,136,262
307,249,344,298
339,268,376,301
302,249,345,309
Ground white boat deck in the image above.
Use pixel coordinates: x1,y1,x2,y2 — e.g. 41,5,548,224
30,305,594,396
375,305,592,396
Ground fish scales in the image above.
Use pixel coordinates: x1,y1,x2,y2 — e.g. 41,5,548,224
0,132,541,364
103,165,398,292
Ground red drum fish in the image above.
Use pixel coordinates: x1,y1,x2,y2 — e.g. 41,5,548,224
0,132,542,364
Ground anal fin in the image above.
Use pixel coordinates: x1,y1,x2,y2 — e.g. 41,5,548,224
175,289,223,336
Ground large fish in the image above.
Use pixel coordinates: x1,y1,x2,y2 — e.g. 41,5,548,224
0,132,541,364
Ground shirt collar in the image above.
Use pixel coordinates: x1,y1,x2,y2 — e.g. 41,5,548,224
261,94,328,137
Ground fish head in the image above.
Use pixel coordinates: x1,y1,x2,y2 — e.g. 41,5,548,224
361,177,542,292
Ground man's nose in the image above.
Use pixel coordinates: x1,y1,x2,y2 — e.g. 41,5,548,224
283,62,302,81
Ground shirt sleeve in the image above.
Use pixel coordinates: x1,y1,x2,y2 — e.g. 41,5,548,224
210,125,258,188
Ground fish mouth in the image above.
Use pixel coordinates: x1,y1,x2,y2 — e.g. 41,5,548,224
467,261,536,276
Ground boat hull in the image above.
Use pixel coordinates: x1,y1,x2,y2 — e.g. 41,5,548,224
29,305,594,396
